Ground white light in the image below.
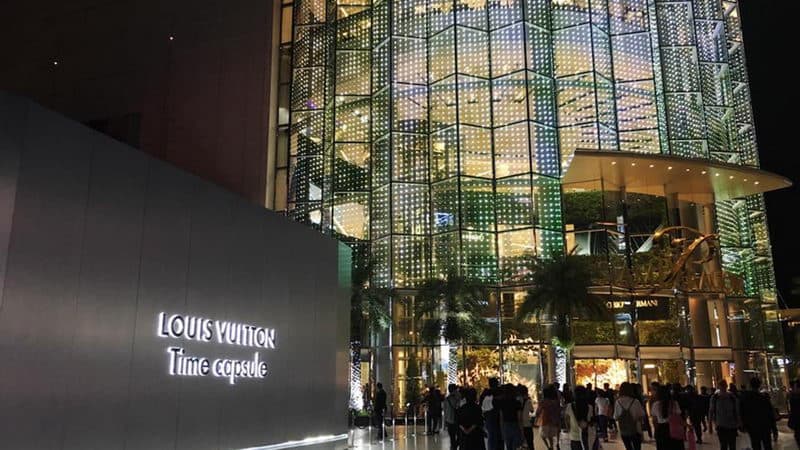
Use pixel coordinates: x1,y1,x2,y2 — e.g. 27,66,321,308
169,35,175,41
611,161,617,165
648,164,654,168
631,162,636,167
53,60,59,66
715,173,720,177
239,434,349,450
685,168,690,172
667,166,673,170
754,181,760,185
701,170,707,174
729,175,734,179
643,364,656,369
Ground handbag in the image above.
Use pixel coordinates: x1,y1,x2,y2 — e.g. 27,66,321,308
667,403,684,441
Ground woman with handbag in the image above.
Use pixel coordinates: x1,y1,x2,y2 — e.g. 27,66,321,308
651,385,684,450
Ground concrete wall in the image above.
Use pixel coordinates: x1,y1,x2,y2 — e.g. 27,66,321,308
0,93,349,450
0,0,279,205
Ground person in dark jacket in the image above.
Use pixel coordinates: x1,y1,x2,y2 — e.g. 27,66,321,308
710,380,740,450
374,382,388,441
425,387,444,434
458,388,486,450
739,378,777,450
699,386,711,434
789,379,800,448
686,385,705,444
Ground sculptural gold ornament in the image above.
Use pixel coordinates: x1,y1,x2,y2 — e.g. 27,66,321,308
651,226,719,290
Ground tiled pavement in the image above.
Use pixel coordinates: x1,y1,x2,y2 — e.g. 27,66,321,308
350,422,799,450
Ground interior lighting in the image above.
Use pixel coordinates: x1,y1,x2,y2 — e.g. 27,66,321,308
648,164,654,168
611,161,617,165
667,166,672,170
701,170,707,174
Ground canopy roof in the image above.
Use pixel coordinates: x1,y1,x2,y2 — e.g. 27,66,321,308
562,150,792,203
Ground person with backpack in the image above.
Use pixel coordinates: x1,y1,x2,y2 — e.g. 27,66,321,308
445,384,462,450
614,382,645,450
495,383,523,450
709,379,740,450
739,378,778,450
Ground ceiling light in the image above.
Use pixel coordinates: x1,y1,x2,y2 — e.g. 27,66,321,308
667,166,673,170
648,164,654,168
611,161,617,165
701,170,707,174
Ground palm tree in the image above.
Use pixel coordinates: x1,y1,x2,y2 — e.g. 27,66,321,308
350,262,391,343
350,262,391,409
515,251,609,381
414,272,490,384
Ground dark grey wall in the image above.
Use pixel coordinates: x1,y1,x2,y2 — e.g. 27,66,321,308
0,93,350,450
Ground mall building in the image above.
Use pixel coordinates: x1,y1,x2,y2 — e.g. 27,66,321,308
277,0,791,408
1,0,792,414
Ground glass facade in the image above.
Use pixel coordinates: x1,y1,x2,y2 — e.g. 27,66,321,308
276,0,785,407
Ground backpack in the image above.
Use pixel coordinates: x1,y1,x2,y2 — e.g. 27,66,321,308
617,399,639,437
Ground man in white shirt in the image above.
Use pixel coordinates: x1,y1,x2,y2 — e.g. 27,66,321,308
595,391,611,442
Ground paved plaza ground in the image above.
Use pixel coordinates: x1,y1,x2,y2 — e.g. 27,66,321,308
350,422,799,450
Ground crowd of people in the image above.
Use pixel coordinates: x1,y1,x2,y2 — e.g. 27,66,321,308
370,376,800,450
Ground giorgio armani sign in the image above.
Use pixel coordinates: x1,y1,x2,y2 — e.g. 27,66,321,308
157,312,276,384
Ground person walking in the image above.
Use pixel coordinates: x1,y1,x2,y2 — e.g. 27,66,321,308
564,386,594,450
520,385,535,450
789,379,800,448
374,382,388,441
458,388,486,450
445,384,462,450
483,378,504,450
496,383,523,450
594,389,610,443
614,382,645,450
709,380,740,450
536,384,562,450
633,384,652,441
685,386,704,444
651,385,683,450
739,378,778,450
698,387,711,435
427,387,444,434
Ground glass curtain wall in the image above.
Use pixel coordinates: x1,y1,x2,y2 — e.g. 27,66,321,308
279,0,784,404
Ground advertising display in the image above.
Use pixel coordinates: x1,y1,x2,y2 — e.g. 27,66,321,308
0,94,350,450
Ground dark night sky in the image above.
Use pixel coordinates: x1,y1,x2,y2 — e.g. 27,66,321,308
739,2,799,307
